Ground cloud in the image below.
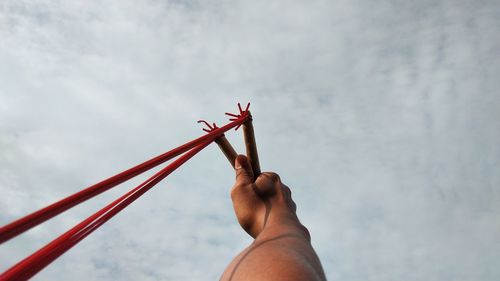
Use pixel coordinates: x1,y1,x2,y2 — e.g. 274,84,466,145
1,0,500,280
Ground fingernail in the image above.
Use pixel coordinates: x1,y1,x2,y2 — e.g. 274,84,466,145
235,159,242,169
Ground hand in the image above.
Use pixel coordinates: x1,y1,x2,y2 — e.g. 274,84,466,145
224,155,325,281
230,155,303,239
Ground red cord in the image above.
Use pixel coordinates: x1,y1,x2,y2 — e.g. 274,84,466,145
0,140,212,281
0,115,248,244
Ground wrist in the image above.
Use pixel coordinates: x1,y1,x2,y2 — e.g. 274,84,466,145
256,211,311,242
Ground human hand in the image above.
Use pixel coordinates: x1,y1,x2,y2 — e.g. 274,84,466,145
223,155,325,281
230,155,304,239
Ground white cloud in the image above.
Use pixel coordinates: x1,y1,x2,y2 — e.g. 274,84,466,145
1,0,500,280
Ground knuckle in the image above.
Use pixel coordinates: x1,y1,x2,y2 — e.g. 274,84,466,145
235,169,249,180
235,168,244,177
265,172,280,182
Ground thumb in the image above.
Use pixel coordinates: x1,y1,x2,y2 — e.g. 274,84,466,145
235,155,254,184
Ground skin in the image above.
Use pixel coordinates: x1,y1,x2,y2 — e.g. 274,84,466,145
220,155,326,281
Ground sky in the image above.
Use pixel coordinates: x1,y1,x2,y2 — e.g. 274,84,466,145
1,0,499,280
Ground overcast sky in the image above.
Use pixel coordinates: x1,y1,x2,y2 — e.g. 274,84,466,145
1,0,500,280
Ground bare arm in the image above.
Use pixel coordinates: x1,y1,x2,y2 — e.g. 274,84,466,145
220,155,326,281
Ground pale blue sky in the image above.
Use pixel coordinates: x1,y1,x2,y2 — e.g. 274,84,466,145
1,0,499,280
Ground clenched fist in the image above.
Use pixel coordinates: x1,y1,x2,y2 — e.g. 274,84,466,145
230,155,303,239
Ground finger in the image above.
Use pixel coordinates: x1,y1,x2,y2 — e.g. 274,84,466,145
283,185,297,212
282,184,291,199
235,154,254,185
254,172,281,196
257,172,281,183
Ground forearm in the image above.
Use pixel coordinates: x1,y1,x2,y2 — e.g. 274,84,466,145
256,215,326,280
221,216,326,281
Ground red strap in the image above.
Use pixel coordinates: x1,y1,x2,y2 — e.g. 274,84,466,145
0,115,248,244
